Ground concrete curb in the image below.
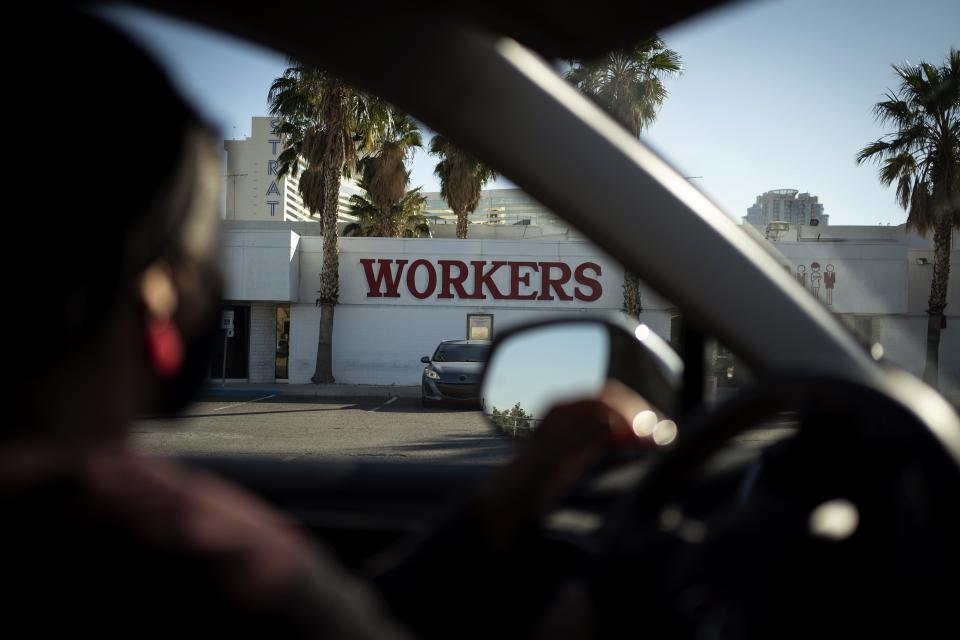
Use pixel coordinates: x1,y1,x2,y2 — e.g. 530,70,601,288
202,388,279,398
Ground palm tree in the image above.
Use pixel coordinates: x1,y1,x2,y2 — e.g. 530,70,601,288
857,49,960,388
428,135,497,239
566,36,682,319
268,61,385,384
344,182,431,238
362,112,423,237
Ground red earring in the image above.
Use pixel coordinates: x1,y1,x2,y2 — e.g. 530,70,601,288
147,318,185,378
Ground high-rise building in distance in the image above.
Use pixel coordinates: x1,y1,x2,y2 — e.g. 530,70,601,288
744,189,828,226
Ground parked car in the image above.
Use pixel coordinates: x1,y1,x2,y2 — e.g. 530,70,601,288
420,340,489,406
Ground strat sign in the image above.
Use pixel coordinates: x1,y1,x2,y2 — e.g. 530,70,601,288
359,258,604,302
265,118,282,217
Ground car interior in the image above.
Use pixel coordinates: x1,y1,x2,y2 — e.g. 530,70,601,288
59,0,960,636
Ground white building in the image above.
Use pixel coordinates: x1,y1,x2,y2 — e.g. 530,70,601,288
215,220,959,404
223,116,361,223
745,189,829,227
743,221,960,397
424,188,566,228
216,231,669,385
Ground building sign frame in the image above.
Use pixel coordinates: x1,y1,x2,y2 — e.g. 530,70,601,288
467,313,493,340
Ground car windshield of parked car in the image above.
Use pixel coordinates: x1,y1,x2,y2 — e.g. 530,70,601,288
103,0,958,465
433,345,489,363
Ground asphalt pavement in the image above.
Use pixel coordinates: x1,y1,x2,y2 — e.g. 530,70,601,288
133,391,797,467
133,395,514,465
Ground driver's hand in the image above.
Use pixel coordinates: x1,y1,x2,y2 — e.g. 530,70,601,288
367,385,664,640
474,381,660,549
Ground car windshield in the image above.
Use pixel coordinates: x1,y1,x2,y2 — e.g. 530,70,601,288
105,0,958,466
640,0,958,408
433,345,489,363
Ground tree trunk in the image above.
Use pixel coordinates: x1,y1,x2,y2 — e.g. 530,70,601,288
622,270,642,318
922,219,952,388
376,204,393,237
313,303,335,384
389,208,402,238
456,207,468,239
311,161,342,384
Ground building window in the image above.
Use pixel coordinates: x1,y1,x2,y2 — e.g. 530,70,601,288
467,314,493,340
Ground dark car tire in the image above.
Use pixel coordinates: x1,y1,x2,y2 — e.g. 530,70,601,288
421,390,437,408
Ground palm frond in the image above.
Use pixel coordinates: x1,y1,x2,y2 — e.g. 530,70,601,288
429,135,498,220
906,179,934,234
267,60,389,218
566,34,682,137
859,49,960,235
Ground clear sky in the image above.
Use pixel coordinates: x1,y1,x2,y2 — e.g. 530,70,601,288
105,0,958,225
483,324,609,420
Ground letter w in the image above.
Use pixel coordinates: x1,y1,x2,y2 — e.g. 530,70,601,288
360,259,408,297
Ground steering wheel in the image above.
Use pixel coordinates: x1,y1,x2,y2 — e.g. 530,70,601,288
584,370,960,639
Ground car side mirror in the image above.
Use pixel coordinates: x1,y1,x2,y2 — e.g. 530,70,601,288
480,318,682,434
420,356,431,364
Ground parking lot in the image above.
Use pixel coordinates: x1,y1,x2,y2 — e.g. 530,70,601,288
133,395,514,464
133,393,797,465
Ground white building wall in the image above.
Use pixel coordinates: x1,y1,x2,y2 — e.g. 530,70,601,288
760,226,959,403
776,242,911,314
288,237,672,385
908,246,960,314
218,228,959,398
221,230,298,302
289,305,671,385
249,303,276,383
297,237,673,308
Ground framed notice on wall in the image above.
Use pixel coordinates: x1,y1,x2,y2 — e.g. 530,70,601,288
467,314,493,340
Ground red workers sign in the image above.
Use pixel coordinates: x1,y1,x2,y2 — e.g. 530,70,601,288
359,258,603,302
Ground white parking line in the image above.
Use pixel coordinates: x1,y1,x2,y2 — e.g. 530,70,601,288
368,396,399,412
214,394,276,411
